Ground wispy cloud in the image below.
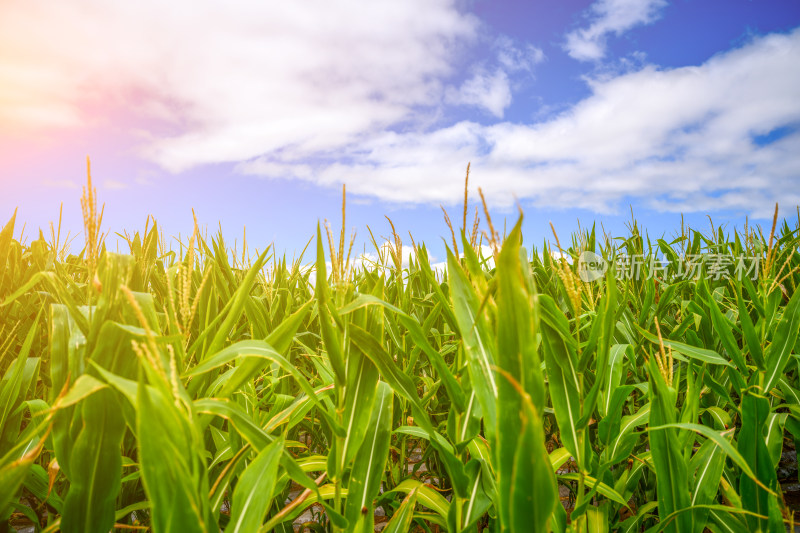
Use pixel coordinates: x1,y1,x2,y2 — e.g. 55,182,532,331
445,69,512,118
495,36,546,73
42,179,78,189
443,37,545,117
102,180,128,190
564,0,668,61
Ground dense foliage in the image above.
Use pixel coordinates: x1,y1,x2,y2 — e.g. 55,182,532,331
1,190,800,532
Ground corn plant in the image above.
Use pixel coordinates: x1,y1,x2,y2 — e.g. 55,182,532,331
2,167,800,532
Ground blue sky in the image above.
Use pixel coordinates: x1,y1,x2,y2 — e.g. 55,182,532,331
1,0,799,263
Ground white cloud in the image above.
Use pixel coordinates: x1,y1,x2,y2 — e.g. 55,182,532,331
242,28,800,217
103,180,128,190
564,0,668,61
42,179,78,189
445,69,512,118
441,37,543,117
495,36,546,73
4,2,798,220
0,0,478,167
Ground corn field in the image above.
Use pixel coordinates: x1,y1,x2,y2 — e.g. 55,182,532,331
2,176,800,532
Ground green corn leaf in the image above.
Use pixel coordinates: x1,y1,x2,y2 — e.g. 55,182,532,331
556,473,631,510
381,486,419,533
699,279,748,373
219,299,313,396
447,248,498,438
347,325,438,446
387,479,450,519
601,344,631,417
508,392,557,532
495,219,556,531
737,392,781,531
585,505,608,533
204,245,271,360
261,485,347,530
61,389,125,533
457,458,493,531
347,324,469,497
651,422,774,495
762,285,800,393
765,412,787,469
345,382,393,533
549,447,572,472
637,324,732,366
654,504,764,533
618,501,659,533
706,508,750,533
647,356,692,533
0,209,16,271
689,435,729,532
598,385,636,446
137,381,214,533
54,374,108,409
539,311,583,466
735,284,764,370
339,347,380,469
315,224,346,385
338,293,466,412
22,463,64,514
186,340,342,434
0,315,39,435
0,418,48,522
227,436,285,533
